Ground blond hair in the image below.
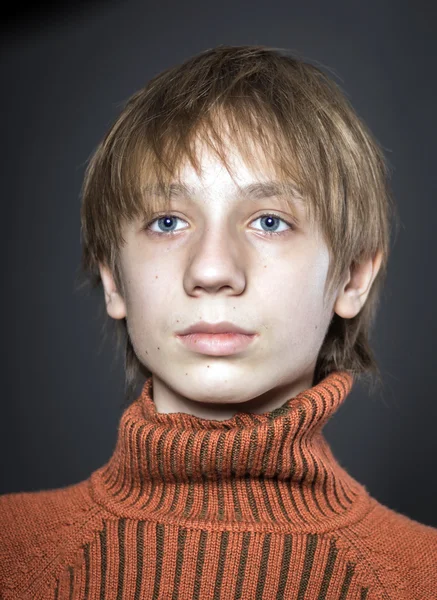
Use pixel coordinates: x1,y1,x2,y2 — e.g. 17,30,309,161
76,45,400,406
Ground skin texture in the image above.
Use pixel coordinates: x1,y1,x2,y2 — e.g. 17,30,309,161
99,141,382,420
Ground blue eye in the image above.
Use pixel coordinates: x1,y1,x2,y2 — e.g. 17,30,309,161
145,213,295,237
252,214,294,235
149,216,181,234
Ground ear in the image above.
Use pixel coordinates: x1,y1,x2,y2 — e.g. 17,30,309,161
98,263,127,320
333,249,383,319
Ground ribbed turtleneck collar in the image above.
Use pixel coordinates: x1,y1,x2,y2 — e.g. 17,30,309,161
90,371,372,533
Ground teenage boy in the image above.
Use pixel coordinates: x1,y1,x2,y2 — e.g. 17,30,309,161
1,45,436,599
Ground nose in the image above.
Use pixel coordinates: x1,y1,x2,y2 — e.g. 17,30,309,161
183,227,247,296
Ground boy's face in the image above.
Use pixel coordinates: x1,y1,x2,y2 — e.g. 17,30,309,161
99,140,379,418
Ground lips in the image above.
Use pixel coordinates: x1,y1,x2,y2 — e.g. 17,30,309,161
176,320,255,336
176,331,257,356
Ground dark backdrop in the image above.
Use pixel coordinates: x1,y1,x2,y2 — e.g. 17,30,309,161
1,1,436,528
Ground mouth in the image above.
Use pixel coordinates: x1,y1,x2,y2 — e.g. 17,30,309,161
176,332,258,356
176,320,256,336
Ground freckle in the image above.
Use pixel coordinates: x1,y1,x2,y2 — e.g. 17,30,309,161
155,275,158,279
185,372,188,375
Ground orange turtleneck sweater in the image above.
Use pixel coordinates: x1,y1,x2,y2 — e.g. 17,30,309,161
1,371,436,599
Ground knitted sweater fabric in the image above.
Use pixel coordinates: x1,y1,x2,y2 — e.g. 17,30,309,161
1,371,436,599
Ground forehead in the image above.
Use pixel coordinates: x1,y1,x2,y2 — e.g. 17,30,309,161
143,142,305,206
177,137,284,188
177,142,270,187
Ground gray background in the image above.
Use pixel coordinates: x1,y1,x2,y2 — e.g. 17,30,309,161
1,1,436,528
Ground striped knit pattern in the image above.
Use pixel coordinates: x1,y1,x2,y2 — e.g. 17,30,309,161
1,370,437,599
91,371,370,531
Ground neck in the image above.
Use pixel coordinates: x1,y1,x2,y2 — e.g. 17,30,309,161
90,370,372,533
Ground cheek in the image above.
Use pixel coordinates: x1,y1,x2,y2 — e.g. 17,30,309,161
267,259,331,336
122,262,181,324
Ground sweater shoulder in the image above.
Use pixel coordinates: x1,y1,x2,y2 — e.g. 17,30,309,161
0,478,108,599
338,496,437,599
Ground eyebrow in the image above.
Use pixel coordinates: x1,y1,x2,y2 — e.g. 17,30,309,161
143,181,304,202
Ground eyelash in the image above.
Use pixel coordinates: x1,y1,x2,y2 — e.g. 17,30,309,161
144,212,295,238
